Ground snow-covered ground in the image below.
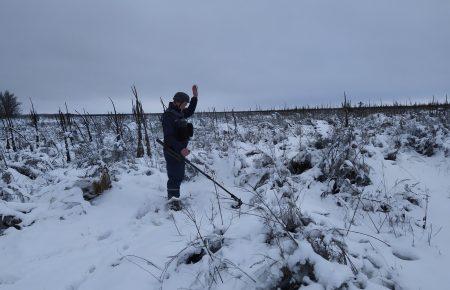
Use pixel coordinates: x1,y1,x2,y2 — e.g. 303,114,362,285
1,110,449,289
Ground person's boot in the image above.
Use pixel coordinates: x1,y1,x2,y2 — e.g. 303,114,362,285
167,197,182,211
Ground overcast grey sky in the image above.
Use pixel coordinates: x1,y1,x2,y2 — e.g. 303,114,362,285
1,0,449,113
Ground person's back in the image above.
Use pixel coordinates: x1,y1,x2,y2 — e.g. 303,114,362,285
161,85,198,210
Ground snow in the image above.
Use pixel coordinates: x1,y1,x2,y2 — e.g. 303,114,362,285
385,153,450,290
1,110,450,289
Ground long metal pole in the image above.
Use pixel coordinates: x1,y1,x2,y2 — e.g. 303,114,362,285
156,138,242,207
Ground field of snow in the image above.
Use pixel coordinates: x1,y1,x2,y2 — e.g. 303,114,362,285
1,109,449,289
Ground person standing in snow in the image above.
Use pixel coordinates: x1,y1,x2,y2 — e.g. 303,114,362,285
161,85,198,210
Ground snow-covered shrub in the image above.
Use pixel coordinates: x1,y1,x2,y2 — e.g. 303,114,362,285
287,151,312,175
306,230,347,265
0,214,21,234
319,128,371,196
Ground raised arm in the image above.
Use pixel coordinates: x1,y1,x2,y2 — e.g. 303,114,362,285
183,85,198,118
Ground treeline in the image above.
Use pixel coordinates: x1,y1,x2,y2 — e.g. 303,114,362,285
1,89,449,122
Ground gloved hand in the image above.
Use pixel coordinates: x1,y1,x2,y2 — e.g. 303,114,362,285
192,85,198,98
181,148,190,157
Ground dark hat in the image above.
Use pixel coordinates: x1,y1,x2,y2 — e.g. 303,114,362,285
173,92,190,103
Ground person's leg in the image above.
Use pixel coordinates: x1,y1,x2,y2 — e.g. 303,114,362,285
165,152,185,200
166,166,180,200
167,177,180,199
172,162,185,197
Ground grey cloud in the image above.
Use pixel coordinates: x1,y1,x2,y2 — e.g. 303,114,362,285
1,0,449,113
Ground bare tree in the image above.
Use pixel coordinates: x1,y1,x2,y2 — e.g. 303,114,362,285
57,109,71,162
64,102,74,143
29,98,40,147
108,98,124,142
75,109,93,143
131,86,151,158
342,92,351,127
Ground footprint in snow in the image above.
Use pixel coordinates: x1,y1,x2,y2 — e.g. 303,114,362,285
135,202,152,219
151,216,163,226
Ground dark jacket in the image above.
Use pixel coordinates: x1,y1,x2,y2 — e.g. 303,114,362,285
162,97,197,154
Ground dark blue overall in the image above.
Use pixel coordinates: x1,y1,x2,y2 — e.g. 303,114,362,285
161,98,197,199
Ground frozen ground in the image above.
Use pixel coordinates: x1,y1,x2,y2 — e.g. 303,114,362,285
1,110,449,289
